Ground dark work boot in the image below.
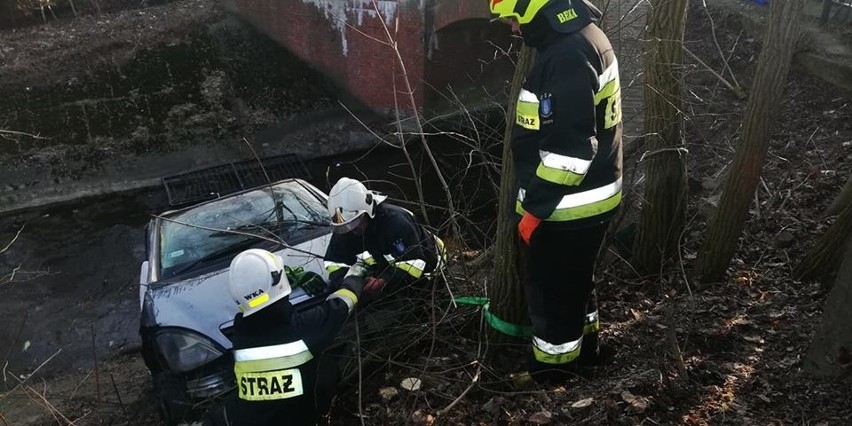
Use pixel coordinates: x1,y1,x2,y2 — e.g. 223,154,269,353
578,334,616,367
526,355,580,385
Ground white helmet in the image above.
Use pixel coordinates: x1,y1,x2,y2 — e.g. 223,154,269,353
228,249,291,317
327,177,387,234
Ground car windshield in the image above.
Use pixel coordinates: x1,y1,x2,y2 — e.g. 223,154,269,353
158,181,329,279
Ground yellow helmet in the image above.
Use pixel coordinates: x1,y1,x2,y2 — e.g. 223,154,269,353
489,0,552,25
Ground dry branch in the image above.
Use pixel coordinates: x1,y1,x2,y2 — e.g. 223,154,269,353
1,225,24,254
684,47,747,100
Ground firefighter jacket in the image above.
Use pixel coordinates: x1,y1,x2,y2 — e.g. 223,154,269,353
221,278,360,426
323,203,442,287
512,21,623,229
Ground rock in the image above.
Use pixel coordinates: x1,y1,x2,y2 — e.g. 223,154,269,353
621,391,649,413
400,377,422,391
571,397,594,409
378,386,398,402
409,409,435,425
774,231,795,248
528,410,552,424
533,391,552,403
481,396,505,416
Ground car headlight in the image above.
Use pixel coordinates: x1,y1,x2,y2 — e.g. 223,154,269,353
155,329,225,373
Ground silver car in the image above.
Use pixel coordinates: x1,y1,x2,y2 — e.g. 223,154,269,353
138,178,333,425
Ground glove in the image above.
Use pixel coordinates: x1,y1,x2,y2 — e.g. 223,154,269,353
340,275,364,300
518,212,541,245
364,277,387,293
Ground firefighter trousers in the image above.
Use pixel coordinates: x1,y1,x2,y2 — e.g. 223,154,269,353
523,221,608,371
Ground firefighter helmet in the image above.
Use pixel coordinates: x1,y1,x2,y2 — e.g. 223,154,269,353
327,177,387,234
228,249,291,317
489,0,552,24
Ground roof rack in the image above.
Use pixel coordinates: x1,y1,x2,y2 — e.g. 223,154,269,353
162,154,311,206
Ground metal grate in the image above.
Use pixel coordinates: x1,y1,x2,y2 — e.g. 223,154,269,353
162,154,312,206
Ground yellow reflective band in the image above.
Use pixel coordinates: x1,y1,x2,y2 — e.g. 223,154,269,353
583,320,601,335
549,191,621,221
603,89,622,129
435,236,447,263
237,368,303,401
247,293,270,308
540,150,592,174
533,345,582,364
515,191,622,221
394,259,426,279
356,251,376,266
516,89,540,130
234,351,313,374
324,261,348,275
536,163,585,186
328,288,358,311
594,79,620,105
533,336,582,364
234,341,311,362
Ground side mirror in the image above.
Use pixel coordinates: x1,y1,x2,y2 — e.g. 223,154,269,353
139,261,150,311
139,261,150,285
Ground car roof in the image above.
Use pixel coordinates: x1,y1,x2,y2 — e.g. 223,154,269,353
159,178,312,217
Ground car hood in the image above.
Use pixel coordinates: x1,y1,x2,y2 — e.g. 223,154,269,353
144,268,236,348
142,235,331,349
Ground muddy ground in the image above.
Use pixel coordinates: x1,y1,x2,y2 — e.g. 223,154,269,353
2,0,852,425
0,0,385,214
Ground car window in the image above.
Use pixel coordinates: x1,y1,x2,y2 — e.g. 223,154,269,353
158,181,329,278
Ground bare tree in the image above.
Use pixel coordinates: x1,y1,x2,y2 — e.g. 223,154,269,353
795,191,852,283
488,46,535,343
695,0,806,283
804,235,852,376
825,174,852,217
632,0,689,274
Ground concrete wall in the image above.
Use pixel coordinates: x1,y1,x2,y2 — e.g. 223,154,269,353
233,0,425,116
231,0,514,117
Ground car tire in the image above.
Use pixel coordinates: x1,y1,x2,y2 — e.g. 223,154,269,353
153,372,194,426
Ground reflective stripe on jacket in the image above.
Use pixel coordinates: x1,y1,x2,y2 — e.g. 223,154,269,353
233,340,313,402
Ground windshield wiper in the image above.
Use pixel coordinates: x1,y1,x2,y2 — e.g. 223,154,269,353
208,221,281,238
166,237,268,278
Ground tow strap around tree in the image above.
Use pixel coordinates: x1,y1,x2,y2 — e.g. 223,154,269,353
454,297,533,338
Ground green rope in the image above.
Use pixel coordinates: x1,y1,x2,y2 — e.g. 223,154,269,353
454,297,532,338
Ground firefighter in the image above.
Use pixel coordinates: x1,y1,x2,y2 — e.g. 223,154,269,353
489,0,623,380
323,177,445,296
204,248,363,426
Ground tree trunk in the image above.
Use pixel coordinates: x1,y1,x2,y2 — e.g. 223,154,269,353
695,0,805,283
795,192,852,283
489,46,535,344
632,0,689,274
825,174,852,217
804,235,852,376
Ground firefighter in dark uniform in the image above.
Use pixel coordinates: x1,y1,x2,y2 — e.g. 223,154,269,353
323,177,445,295
489,0,623,380
204,248,363,426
